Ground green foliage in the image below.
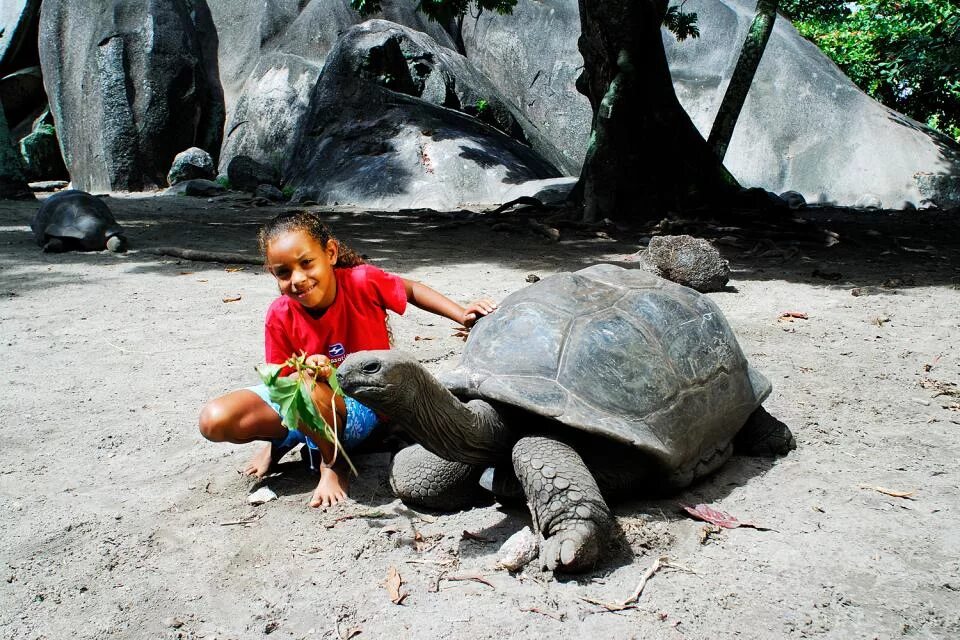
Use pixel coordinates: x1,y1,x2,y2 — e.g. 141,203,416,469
664,3,701,41
351,0,517,23
782,0,960,141
215,174,231,189
475,98,489,114
256,353,356,475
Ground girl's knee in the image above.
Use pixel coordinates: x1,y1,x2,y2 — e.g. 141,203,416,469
198,400,231,442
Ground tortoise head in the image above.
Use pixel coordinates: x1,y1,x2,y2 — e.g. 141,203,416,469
338,350,441,418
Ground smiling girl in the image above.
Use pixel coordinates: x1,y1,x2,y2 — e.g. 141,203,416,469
198,211,495,508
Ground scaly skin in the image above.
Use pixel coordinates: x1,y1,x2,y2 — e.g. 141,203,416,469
389,444,485,510
337,351,513,465
512,436,612,572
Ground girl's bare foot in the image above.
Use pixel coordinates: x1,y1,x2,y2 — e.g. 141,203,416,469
241,443,274,478
309,465,350,508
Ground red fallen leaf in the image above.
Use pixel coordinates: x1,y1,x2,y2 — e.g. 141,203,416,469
681,503,773,531
778,311,808,321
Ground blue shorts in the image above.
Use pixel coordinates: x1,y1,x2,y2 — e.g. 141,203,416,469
247,383,380,451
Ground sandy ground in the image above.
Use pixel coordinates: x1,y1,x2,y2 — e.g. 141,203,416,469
1,192,959,640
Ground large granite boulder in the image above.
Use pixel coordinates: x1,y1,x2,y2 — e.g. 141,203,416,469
284,20,560,209
462,0,960,209
227,155,280,192
461,0,587,175
0,105,33,199
209,0,456,173
0,0,41,73
0,66,46,134
38,0,225,192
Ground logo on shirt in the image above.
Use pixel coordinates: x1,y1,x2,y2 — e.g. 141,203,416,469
328,343,346,365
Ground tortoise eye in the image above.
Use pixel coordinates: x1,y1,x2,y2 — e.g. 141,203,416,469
361,361,382,374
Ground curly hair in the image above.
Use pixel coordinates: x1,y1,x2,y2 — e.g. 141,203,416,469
257,211,364,267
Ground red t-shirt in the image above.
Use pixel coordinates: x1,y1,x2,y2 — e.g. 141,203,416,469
264,264,407,369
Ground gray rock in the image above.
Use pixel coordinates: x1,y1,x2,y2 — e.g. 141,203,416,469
854,194,883,209
227,155,280,192
734,187,788,210
502,177,578,206
38,0,225,192
255,184,285,201
496,526,539,571
163,179,225,198
0,0,41,71
209,0,455,173
167,147,216,186
462,0,960,209
641,235,730,293
284,20,560,210
779,190,806,209
915,173,960,210
28,180,69,192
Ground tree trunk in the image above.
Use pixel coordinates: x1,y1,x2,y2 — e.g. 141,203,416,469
708,0,778,161
572,0,737,223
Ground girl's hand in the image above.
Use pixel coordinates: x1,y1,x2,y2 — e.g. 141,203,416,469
305,353,333,379
462,298,497,327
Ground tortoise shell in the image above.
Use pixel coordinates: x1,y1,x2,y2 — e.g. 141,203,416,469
440,264,771,471
31,190,124,251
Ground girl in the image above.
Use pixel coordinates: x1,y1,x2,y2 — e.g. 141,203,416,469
199,211,495,508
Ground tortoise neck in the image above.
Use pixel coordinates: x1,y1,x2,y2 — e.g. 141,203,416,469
401,369,512,465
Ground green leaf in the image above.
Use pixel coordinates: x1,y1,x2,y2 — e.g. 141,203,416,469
296,379,332,441
327,363,344,397
255,358,358,475
255,363,284,387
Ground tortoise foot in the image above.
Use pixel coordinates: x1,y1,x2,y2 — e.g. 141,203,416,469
513,436,612,573
389,444,486,510
540,520,603,572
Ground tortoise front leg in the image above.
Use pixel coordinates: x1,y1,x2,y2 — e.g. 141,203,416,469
512,436,613,572
389,444,486,510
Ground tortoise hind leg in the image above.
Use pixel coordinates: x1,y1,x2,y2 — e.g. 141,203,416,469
42,238,66,252
389,444,487,510
734,406,797,456
512,436,612,572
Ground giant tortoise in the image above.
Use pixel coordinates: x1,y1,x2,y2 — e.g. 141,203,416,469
31,190,127,252
337,264,794,572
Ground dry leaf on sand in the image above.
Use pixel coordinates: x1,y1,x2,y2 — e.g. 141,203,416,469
384,566,407,605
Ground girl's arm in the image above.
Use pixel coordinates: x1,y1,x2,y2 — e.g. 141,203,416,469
402,278,496,327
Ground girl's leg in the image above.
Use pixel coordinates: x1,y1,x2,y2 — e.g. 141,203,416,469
301,381,350,508
198,389,287,477
199,389,286,443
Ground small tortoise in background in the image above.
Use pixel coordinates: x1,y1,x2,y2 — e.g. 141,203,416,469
31,190,127,252
338,264,794,572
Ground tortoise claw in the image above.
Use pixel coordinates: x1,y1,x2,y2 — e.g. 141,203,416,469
540,523,602,572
